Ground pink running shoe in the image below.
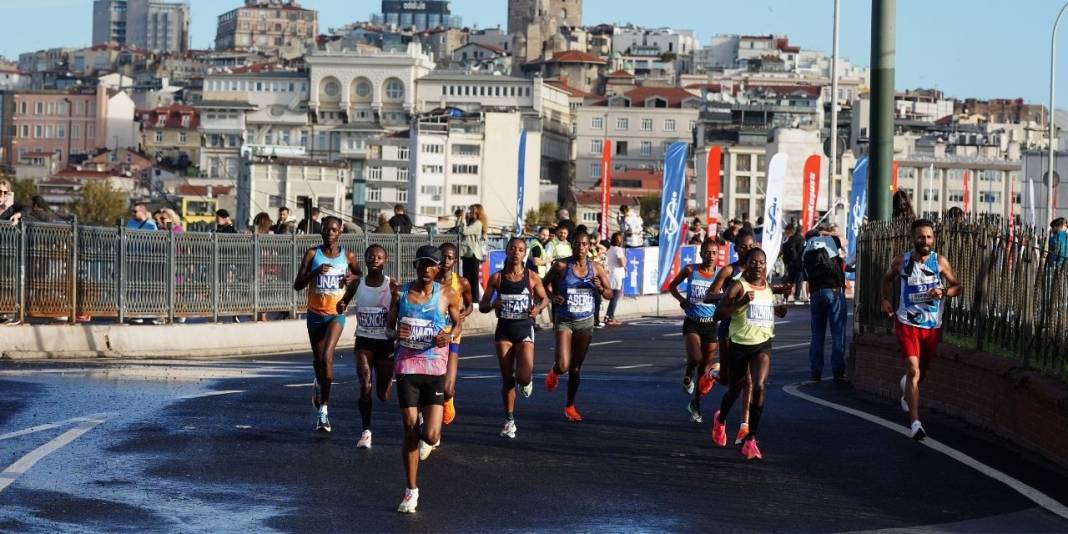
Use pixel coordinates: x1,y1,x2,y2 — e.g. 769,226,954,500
711,410,727,447
741,439,763,460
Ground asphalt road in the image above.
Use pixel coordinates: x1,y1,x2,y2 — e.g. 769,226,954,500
2,306,1068,533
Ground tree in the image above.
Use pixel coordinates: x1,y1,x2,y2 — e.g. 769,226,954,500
7,177,38,205
524,202,558,232
68,181,127,226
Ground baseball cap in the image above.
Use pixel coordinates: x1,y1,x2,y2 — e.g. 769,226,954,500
415,245,442,264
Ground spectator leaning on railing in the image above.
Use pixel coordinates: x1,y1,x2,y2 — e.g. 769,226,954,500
0,179,28,225
215,209,237,233
127,203,158,231
460,203,488,301
1049,218,1068,267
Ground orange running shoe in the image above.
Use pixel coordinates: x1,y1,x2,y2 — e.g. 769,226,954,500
564,405,583,422
545,369,559,392
443,398,456,425
698,373,715,396
741,439,763,460
711,410,727,447
734,423,749,445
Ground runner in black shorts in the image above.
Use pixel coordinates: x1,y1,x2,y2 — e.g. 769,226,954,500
479,237,549,438
668,238,722,423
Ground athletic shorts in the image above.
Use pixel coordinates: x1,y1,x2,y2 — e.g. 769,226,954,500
495,320,535,344
729,340,773,364
717,319,731,341
307,311,346,336
396,373,446,408
895,322,939,360
355,336,395,361
556,315,595,334
683,318,719,345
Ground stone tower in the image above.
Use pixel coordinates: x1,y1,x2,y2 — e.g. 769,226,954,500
507,0,582,35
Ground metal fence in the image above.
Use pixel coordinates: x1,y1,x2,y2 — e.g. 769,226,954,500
0,222,460,323
854,216,1068,382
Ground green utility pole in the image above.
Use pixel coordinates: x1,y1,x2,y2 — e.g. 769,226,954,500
869,0,895,221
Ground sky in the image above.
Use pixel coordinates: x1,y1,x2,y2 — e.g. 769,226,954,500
1,0,1066,106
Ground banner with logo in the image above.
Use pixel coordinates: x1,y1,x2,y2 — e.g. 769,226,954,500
624,247,644,297
657,142,689,288
761,153,788,268
515,129,526,233
962,170,970,213
846,156,869,265
662,221,689,291
642,247,660,295
706,146,722,235
600,139,613,241
801,154,821,234
891,160,900,194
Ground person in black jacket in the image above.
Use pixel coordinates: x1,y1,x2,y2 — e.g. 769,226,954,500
389,204,413,234
803,223,847,382
781,224,806,303
215,209,237,233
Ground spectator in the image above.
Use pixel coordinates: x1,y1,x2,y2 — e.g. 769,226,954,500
781,224,806,303
804,221,847,382
214,209,236,233
153,209,167,229
451,207,466,234
604,231,627,325
946,206,965,223
298,207,322,234
460,203,488,301
389,204,413,234
527,226,552,278
720,218,743,243
28,196,57,222
893,190,916,220
546,225,572,264
555,207,576,237
128,203,158,230
619,204,645,247
376,213,393,233
688,217,706,245
161,208,183,233
270,206,291,234
253,212,274,234
1049,217,1068,267
0,179,28,224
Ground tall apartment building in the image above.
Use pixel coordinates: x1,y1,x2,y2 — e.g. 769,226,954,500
215,0,318,58
371,1,462,30
508,0,582,35
92,0,190,53
6,85,128,168
238,157,351,227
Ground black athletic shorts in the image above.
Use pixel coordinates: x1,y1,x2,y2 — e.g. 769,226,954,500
683,318,719,345
396,374,446,408
728,339,773,364
355,336,395,361
495,319,535,344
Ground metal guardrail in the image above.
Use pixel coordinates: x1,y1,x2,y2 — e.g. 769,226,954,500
855,216,1068,382
0,222,461,323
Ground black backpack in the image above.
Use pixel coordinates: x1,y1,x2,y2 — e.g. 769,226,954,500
802,236,840,281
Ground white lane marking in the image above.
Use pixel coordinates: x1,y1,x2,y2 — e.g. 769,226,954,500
459,354,496,360
0,416,107,494
0,413,113,442
775,342,812,350
662,332,684,337
460,375,498,380
783,385,1068,521
590,340,622,347
615,364,654,370
284,383,313,388
178,390,244,400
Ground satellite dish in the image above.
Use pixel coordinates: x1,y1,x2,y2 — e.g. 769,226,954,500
1043,171,1061,188
823,136,846,158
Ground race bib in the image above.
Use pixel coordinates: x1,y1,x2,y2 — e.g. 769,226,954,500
566,289,595,315
908,289,935,305
499,294,530,320
357,306,387,336
316,269,344,294
746,303,775,327
689,282,711,305
399,317,435,350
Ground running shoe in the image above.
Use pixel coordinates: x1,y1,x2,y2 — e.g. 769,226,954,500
545,369,559,392
910,420,927,442
711,410,727,447
682,375,695,395
740,439,763,460
734,423,749,445
443,398,456,425
312,379,322,410
397,489,418,513
316,410,332,433
698,370,716,396
564,405,583,422
899,375,909,412
357,430,372,449
500,420,517,439
520,381,534,398
687,401,703,423
418,439,434,460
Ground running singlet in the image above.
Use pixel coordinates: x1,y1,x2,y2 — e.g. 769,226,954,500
728,279,775,345
394,282,449,376
441,271,463,343
896,251,943,329
497,269,533,321
556,259,596,321
307,247,349,316
355,275,391,339
685,264,719,323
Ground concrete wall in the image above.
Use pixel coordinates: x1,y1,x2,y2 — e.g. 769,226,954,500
1,294,669,360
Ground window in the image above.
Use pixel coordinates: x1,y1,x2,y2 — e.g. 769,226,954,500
948,190,964,202
228,135,239,147
640,141,652,156
265,133,273,145
616,118,629,130
397,168,409,181
757,155,766,172
582,211,598,223
641,118,653,131
47,102,54,115
451,164,479,174
923,189,940,202
451,184,478,195
34,125,42,138
419,206,443,216
664,119,676,132
591,117,604,130
590,162,601,178
57,126,65,139
356,80,371,98
18,102,26,114
420,185,444,195
155,131,164,143
737,176,751,192
323,79,340,97
19,125,28,138
689,120,697,132
35,102,43,114
179,132,188,143
451,144,480,156
422,143,442,154
734,199,749,220
979,192,1001,204
398,189,408,202
180,115,190,128
385,79,404,99
736,154,751,171
591,139,603,154
615,141,628,156
367,188,382,201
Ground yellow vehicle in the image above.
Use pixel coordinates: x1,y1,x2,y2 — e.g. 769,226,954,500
180,197,218,226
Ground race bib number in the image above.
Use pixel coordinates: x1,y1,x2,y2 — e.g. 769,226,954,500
399,317,435,350
566,289,595,315
316,269,344,294
746,303,775,327
689,282,711,305
357,306,387,336
908,288,935,305
499,294,530,320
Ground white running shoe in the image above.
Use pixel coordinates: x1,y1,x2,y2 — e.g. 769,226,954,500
500,420,517,439
687,401,703,424
397,489,419,513
899,375,909,412
683,376,695,395
418,439,434,460
316,409,331,433
357,430,372,449
910,420,927,442
521,381,533,398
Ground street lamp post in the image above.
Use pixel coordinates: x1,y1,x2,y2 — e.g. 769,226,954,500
828,0,840,222
1048,1,1068,225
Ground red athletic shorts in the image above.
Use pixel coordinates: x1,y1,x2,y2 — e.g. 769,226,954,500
895,321,939,360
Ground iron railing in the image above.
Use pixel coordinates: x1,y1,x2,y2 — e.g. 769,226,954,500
0,222,467,323
855,216,1068,382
